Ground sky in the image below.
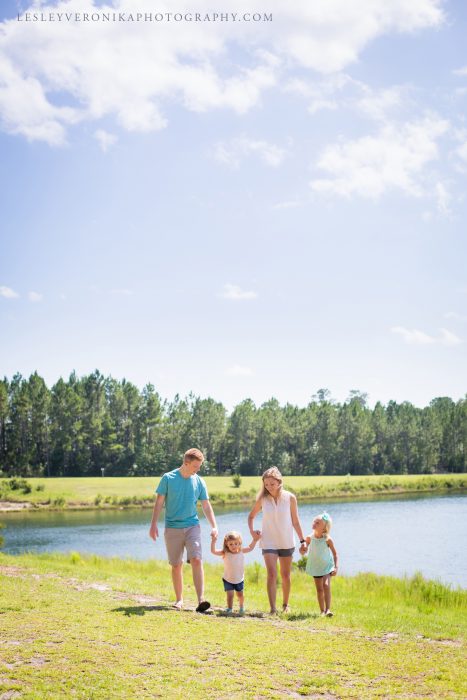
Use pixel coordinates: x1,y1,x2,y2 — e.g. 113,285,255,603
0,0,466,410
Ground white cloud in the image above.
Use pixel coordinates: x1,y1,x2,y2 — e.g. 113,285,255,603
310,115,449,199
0,285,19,298
0,0,445,144
356,85,406,122
226,364,254,377
221,284,257,300
434,181,452,216
94,129,117,152
28,291,43,302
391,326,462,346
453,66,467,76
214,136,286,168
445,311,467,322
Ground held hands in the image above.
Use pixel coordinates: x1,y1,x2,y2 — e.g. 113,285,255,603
211,530,218,541
252,531,261,541
299,544,308,555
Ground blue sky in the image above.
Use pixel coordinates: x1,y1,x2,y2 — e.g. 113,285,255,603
1,0,466,409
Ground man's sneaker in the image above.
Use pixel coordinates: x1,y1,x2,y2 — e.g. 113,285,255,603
195,600,211,613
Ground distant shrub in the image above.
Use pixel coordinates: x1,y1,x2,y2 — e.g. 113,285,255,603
232,473,242,488
52,496,66,507
8,478,32,494
94,494,103,506
35,483,45,492
69,552,82,564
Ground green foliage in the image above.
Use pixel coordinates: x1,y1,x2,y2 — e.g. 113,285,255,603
0,372,466,478
231,472,242,488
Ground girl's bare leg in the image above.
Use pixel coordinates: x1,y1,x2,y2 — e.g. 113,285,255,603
323,574,332,611
279,556,292,608
313,577,325,613
263,553,279,612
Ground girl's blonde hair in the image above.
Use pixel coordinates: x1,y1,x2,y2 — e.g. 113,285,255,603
258,466,283,500
222,530,242,554
314,512,332,540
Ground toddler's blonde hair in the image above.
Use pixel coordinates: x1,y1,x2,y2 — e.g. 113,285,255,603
222,530,242,554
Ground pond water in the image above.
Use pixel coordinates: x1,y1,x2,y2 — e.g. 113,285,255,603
1,493,466,588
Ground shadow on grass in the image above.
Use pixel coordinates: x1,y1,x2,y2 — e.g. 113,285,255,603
111,605,171,616
282,612,319,621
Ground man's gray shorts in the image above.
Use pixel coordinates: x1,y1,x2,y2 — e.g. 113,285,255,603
164,524,202,566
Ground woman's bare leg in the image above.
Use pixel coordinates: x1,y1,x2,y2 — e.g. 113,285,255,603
263,553,279,612
279,556,292,609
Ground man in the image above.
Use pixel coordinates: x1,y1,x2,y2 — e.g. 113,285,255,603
149,448,218,612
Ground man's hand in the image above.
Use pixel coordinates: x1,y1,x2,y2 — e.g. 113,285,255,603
149,523,159,541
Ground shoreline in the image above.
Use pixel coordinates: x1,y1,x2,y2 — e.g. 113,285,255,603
1,482,465,512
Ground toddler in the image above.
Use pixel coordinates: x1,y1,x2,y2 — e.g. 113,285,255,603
211,530,260,614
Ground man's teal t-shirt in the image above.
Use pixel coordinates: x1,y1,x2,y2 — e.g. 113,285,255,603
156,468,209,528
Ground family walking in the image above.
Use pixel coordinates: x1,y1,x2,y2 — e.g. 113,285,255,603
149,448,339,615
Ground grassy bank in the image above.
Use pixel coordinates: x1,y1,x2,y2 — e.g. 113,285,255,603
0,473,466,511
0,551,465,698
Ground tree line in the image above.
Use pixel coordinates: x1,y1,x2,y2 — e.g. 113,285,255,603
0,371,465,477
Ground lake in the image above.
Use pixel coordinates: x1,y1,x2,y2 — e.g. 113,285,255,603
1,493,466,588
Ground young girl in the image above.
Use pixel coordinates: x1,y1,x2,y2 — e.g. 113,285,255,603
300,512,338,617
211,530,260,614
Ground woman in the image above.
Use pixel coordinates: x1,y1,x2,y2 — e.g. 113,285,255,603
248,467,306,614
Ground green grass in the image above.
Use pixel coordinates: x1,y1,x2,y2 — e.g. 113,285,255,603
0,551,465,698
1,473,466,510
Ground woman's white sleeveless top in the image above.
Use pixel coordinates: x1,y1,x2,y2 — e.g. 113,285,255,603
223,551,245,584
260,490,295,549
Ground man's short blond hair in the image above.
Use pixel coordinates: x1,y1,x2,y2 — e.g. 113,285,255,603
183,448,204,463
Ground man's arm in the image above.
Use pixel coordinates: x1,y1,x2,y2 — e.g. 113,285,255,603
149,494,165,540
201,499,218,537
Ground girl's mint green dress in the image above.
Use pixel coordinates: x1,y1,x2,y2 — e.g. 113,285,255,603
305,535,335,577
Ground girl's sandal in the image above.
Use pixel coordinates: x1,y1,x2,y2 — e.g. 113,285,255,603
172,600,183,610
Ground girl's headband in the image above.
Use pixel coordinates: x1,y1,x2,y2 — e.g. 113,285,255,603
321,512,330,522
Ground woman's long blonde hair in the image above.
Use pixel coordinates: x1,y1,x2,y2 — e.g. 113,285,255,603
258,466,283,500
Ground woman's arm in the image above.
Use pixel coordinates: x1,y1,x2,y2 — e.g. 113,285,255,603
290,494,305,542
327,537,339,575
247,499,262,537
